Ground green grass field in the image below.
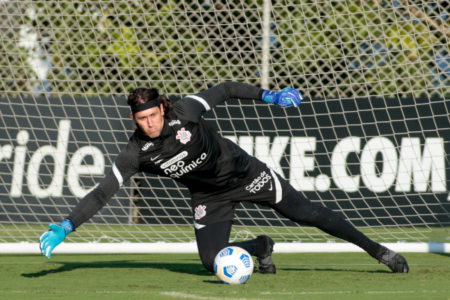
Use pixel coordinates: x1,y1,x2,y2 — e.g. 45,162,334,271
0,252,448,300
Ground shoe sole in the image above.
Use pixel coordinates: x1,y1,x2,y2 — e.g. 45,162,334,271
259,264,276,274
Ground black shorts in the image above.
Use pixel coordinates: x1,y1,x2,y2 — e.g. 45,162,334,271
191,162,293,228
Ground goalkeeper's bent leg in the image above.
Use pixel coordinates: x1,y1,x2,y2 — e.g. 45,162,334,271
195,220,274,273
195,221,231,272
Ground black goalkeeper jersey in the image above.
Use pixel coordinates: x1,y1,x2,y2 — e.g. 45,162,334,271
68,82,265,228
133,115,259,193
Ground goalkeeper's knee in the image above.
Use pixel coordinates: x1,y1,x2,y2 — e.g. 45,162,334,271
198,249,217,273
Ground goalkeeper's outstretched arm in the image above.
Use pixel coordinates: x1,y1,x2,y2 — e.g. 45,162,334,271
173,82,303,123
39,143,139,258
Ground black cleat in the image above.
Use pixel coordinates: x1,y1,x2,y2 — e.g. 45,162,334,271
257,235,276,274
377,246,409,273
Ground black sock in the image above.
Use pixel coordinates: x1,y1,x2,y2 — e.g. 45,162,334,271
358,238,382,259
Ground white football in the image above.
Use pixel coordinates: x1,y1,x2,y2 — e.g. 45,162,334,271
214,246,254,284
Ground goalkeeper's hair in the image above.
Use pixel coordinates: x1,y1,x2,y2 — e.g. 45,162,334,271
127,87,174,117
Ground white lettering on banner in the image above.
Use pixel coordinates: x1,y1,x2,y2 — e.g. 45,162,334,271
290,137,316,191
221,135,447,194
254,136,289,178
246,171,272,193
67,146,105,198
5,120,105,199
361,137,398,193
10,131,28,197
331,137,361,192
225,135,289,179
26,120,71,198
0,143,13,191
315,174,331,192
239,136,253,155
163,153,207,179
2,131,446,198
396,138,446,192
0,145,13,163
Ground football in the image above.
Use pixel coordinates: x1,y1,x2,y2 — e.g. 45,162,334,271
214,246,254,284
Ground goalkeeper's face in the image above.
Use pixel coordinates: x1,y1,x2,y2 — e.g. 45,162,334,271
130,104,165,138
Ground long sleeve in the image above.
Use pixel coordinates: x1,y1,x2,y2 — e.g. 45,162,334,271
67,142,139,228
174,82,264,122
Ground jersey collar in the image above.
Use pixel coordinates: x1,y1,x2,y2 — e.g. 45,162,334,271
159,118,172,139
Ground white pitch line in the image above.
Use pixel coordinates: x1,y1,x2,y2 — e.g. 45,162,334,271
2,290,442,296
159,290,441,298
160,292,264,300
258,290,439,295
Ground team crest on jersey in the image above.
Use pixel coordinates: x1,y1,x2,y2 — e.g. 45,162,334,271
142,141,154,151
194,205,206,220
176,127,191,144
169,119,181,126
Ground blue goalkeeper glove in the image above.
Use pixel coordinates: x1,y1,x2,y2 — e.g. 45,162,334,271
39,219,74,258
262,88,303,108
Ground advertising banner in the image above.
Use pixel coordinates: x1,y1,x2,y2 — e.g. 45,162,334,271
0,96,132,224
0,96,449,228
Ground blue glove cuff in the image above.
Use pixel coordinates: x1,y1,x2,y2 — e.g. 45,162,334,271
59,219,74,236
262,90,276,104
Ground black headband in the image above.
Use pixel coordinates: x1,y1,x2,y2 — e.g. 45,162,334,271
131,99,160,114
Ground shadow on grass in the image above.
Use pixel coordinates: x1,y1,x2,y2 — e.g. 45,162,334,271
202,270,260,285
434,253,450,259
281,268,391,274
21,261,212,278
202,280,225,284
21,262,395,279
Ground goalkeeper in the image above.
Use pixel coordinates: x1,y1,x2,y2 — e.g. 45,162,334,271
39,82,409,274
